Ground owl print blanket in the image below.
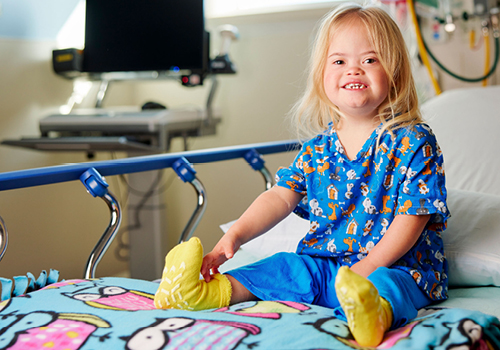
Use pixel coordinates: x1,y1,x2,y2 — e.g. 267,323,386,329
0,276,499,349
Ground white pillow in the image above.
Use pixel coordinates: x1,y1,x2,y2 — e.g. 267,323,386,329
444,188,500,287
423,86,500,196
220,188,500,288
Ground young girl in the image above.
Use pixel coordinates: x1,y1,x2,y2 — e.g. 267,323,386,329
154,3,449,347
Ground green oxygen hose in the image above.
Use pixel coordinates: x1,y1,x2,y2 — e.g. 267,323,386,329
415,3,500,82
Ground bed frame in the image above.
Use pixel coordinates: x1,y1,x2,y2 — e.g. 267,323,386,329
0,140,299,279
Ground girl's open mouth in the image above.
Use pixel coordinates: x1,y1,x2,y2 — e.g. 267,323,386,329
343,83,367,89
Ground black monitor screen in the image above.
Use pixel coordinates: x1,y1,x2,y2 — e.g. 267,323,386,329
83,0,205,73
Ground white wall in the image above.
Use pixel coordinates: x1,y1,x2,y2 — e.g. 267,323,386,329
0,38,132,279
0,6,498,280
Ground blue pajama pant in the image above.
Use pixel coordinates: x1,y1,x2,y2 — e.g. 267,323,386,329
226,252,432,329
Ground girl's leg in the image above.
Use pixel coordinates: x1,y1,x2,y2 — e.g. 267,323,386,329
154,237,256,310
226,275,258,304
227,252,342,308
334,266,431,347
368,266,431,328
154,237,343,310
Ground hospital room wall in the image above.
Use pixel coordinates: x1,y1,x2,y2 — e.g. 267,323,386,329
0,9,498,280
0,38,132,279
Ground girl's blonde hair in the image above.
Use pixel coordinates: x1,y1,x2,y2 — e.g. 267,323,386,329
290,2,423,141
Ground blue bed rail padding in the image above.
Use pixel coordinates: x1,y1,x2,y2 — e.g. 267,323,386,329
0,140,300,191
244,149,266,171
80,168,109,197
172,157,197,183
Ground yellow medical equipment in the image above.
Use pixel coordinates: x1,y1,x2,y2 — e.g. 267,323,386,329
408,0,500,95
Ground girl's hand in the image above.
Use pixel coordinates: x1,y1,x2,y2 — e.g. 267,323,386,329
351,214,431,278
200,186,303,282
201,235,241,282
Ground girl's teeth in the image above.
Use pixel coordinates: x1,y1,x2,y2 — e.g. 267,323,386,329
345,84,366,89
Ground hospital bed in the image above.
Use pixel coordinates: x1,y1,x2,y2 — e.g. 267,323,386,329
0,86,499,349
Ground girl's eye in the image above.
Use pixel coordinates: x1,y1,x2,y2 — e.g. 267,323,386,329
364,58,377,64
333,60,344,65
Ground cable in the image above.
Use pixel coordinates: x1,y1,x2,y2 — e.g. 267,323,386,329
111,139,196,261
407,0,442,95
113,169,165,261
421,27,499,82
469,28,485,51
470,28,477,50
483,26,491,86
412,0,500,83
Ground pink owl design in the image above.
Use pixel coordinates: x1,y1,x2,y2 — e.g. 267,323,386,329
41,279,88,290
377,321,420,349
69,286,155,311
0,311,110,350
124,317,260,350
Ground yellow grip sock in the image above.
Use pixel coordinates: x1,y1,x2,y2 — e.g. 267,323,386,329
154,237,232,311
335,266,393,347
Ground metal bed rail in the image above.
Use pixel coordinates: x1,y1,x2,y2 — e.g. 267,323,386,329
0,140,300,278
0,140,299,191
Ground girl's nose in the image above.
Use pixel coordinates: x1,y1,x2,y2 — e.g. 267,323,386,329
346,65,363,75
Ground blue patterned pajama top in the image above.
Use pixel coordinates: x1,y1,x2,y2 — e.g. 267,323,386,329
276,123,450,300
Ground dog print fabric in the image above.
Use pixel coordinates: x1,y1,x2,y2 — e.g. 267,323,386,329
276,123,450,300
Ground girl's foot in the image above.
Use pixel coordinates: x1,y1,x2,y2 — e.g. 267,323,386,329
154,237,232,310
335,266,393,347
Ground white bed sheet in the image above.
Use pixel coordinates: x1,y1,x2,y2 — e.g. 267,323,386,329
442,287,500,318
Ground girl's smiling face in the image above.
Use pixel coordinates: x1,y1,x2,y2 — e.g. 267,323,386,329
323,19,389,122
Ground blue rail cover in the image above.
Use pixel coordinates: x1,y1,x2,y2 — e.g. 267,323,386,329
0,140,299,191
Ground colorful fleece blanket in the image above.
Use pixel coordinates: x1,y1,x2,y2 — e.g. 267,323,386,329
0,276,499,349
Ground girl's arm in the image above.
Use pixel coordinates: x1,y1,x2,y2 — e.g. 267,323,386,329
201,186,303,281
350,214,430,278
